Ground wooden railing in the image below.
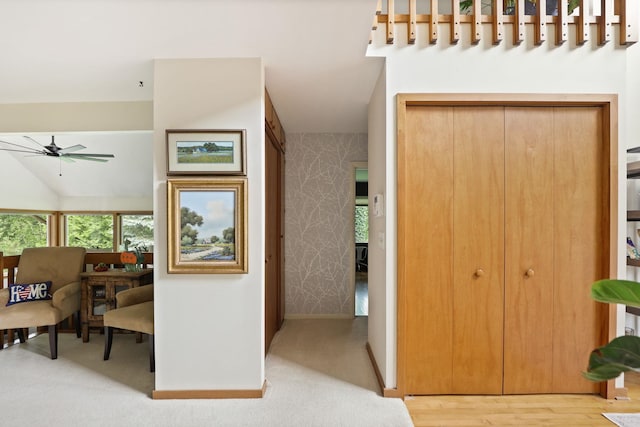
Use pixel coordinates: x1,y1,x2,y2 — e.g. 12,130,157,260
372,0,637,46
1,251,154,347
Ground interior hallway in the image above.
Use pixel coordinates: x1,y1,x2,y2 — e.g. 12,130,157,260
0,318,412,427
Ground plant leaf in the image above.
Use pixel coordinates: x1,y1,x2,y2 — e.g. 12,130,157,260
583,335,640,381
590,279,640,308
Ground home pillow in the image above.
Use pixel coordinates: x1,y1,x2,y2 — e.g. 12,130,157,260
6,281,52,306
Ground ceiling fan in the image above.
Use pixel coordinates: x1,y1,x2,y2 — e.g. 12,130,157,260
0,135,115,162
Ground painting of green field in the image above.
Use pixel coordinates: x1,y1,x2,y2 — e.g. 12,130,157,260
177,140,234,164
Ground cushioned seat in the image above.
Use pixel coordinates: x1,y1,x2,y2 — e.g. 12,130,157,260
0,247,86,359
102,285,154,372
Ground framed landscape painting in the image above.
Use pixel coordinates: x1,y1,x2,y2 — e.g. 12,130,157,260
166,129,246,175
167,177,247,274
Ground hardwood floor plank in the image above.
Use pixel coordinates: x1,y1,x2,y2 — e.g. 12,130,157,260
406,372,640,426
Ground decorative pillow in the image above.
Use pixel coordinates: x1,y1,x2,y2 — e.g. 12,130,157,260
6,281,52,306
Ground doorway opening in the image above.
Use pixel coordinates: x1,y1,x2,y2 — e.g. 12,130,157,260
355,166,368,316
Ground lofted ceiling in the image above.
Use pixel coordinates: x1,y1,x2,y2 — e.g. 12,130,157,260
0,0,383,200
0,132,153,198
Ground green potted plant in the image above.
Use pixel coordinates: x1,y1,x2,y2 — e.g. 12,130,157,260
584,279,640,382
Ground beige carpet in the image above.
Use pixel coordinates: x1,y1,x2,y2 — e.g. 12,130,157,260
0,318,412,427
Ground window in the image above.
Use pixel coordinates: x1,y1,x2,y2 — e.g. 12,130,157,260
65,214,114,251
120,214,154,251
355,206,369,244
0,213,50,256
0,211,153,254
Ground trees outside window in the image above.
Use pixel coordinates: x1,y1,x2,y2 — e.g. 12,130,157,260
66,214,113,250
0,213,49,255
355,206,368,244
0,211,154,254
121,214,154,251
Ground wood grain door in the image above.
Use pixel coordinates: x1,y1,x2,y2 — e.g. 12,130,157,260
451,107,505,395
551,107,604,394
265,130,284,352
401,106,455,394
504,107,555,393
399,101,609,396
401,106,505,394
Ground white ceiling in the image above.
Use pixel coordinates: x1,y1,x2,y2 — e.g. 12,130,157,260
0,0,382,133
0,0,383,199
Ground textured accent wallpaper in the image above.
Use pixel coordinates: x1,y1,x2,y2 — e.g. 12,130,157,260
285,133,368,316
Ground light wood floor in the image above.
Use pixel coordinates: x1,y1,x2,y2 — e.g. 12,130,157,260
405,372,640,426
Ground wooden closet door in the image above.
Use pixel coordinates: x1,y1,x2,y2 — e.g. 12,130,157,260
552,107,604,393
265,131,284,352
503,107,555,393
402,106,455,394
451,107,505,394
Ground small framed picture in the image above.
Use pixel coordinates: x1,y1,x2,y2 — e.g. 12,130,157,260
166,129,246,175
167,177,247,274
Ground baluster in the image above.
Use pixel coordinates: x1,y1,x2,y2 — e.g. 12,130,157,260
451,0,461,43
597,0,613,45
556,0,569,45
492,0,504,44
409,0,417,44
514,0,525,44
535,0,547,45
471,0,482,44
621,0,639,45
576,0,589,44
387,0,395,43
430,0,438,43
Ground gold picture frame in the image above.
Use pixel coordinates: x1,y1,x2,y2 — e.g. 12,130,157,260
167,177,247,274
166,129,246,175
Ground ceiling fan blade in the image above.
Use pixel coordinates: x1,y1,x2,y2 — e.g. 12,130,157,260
0,140,44,154
23,135,48,149
0,147,44,155
58,144,86,154
63,154,109,163
64,153,114,158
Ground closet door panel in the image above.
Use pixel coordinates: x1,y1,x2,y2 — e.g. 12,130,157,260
503,107,555,393
452,107,505,394
402,106,455,394
552,107,604,393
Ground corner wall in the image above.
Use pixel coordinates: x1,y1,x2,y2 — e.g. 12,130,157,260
153,58,265,392
367,66,392,385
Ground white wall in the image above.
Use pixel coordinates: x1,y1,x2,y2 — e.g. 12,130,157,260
367,23,633,389
153,58,265,391
367,66,394,385
0,150,59,210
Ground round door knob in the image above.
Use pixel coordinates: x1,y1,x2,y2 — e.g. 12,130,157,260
474,269,485,278
525,269,535,278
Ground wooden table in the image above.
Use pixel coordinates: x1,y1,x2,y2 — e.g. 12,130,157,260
80,268,153,342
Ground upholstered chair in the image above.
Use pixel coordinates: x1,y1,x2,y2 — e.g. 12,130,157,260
0,246,86,359
103,284,154,372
